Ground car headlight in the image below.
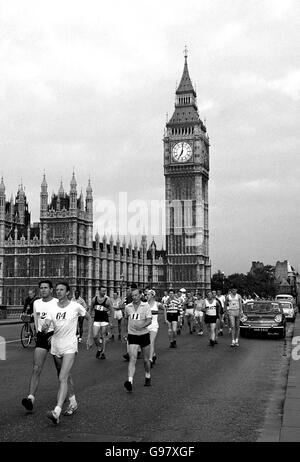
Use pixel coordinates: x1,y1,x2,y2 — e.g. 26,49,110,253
241,315,248,322
275,314,282,323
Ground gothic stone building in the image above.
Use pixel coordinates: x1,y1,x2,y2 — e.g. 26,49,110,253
0,175,166,307
164,53,211,292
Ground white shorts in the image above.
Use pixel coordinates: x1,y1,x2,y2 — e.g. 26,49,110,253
93,321,109,328
114,310,123,320
185,309,194,316
194,311,204,318
51,341,78,358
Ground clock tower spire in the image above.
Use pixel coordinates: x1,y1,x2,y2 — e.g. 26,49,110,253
164,51,211,294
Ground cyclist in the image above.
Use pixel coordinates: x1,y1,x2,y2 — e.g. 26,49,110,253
21,289,37,329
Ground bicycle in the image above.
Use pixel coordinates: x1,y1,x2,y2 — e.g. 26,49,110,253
20,314,36,348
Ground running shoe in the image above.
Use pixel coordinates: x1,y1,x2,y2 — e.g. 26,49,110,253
63,403,78,416
96,349,102,359
100,352,106,359
173,341,177,348
198,330,204,336
46,410,60,425
209,339,215,347
124,380,133,393
235,341,239,347
21,397,33,411
123,353,129,361
231,341,235,347
144,377,151,387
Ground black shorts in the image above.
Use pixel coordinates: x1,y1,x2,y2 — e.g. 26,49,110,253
35,331,53,351
167,313,179,323
127,333,150,348
94,313,109,323
205,315,217,324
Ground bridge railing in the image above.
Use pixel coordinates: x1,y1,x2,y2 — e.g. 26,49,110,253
0,306,23,319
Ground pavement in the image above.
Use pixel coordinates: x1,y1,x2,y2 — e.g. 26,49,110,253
0,318,22,325
279,315,300,441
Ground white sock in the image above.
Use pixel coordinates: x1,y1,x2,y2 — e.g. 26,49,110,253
145,373,151,379
28,394,35,402
69,395,77,405
54,405,62,417
128,377,133,383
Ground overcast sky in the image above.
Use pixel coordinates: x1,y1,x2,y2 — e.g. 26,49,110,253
0,0,299,275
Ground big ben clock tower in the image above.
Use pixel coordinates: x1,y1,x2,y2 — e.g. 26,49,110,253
164,50,211,293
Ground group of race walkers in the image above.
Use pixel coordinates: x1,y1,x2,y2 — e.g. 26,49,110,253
21,280,246,425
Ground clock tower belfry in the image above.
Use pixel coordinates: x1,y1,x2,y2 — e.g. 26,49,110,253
164,51,211,294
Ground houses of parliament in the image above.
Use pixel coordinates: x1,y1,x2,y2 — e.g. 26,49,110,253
0,53,211,307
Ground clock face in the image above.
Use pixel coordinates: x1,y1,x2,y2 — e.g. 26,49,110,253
172,142,192,163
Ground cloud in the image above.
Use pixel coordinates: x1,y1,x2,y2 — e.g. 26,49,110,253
262,0,297,20
0,0,299,275
268,70,300,101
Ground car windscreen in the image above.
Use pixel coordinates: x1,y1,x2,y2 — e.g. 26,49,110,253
244,303,281,314
279,303,293,309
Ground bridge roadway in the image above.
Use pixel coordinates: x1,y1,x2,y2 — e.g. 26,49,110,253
0,317,293,442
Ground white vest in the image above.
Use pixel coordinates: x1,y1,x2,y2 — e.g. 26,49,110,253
205,299,217,316
228,294,240,311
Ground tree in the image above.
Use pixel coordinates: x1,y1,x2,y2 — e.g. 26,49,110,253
211,264,276,297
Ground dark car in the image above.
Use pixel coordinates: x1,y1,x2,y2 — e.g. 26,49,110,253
240,301,286,338
278,301,296,322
